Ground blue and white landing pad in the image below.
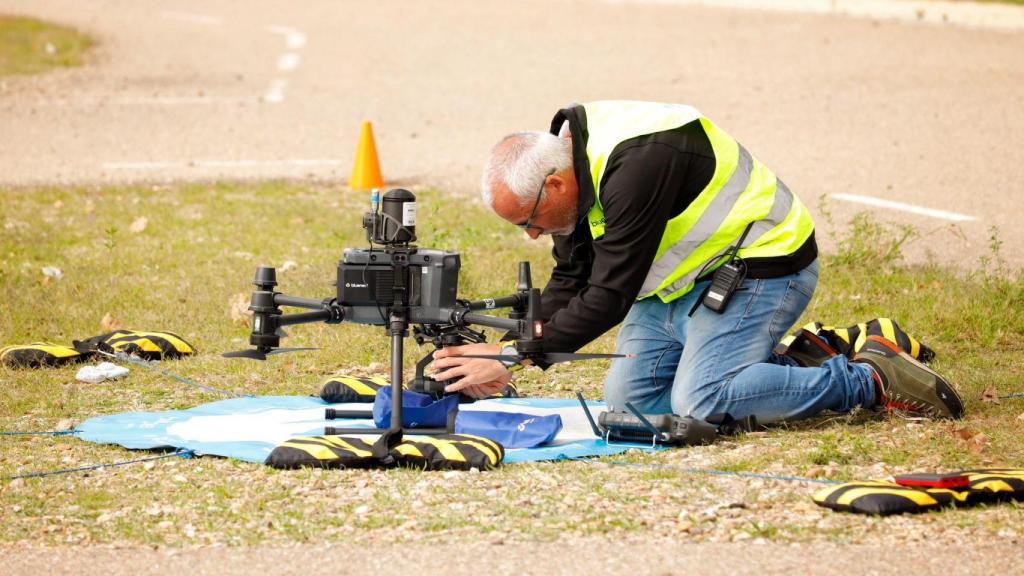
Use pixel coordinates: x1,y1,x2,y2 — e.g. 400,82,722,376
76,396,659,464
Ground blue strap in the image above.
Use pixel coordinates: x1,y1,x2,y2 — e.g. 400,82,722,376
3,448,194,481
0,430,79,436
583,459,844,485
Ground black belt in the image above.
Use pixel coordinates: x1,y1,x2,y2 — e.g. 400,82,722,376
742,231,818,279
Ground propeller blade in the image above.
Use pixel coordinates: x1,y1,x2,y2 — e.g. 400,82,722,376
456,352,632,365
275,328,289,338
458,354,520,361
265,347,318,356
222,347,318,361
542,352,632,364
222,349,268,361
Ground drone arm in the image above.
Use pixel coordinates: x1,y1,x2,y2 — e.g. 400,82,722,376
459,312,521,333
277,309,340,327
462,294,526,312
274,294,330,310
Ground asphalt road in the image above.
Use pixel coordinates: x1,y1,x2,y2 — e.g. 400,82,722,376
4,540,1024,576
1,0,1023,267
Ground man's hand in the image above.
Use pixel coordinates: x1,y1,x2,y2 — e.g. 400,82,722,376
431,343,514,399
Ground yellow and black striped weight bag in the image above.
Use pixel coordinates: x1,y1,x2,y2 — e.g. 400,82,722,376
319,375,388,403
1,342,86,368
823,318,935,362
266,433,505,471
813,468,1024,515
73,330,196,361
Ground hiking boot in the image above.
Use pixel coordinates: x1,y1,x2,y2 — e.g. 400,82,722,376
774,328,838,368
853,336,964,419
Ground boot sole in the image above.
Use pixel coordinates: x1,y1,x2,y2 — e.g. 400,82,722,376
865,336,964,419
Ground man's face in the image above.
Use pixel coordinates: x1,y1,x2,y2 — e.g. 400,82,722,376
493,169,579,239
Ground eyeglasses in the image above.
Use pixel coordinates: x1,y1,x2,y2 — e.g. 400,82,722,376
517,169,556,232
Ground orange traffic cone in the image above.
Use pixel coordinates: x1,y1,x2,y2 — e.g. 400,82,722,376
349,121,384,189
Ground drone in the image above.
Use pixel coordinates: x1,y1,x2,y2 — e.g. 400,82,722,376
223,188,625,439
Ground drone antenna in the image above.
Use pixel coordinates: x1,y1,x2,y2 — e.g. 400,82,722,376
517,261,532,291
370,189,380,245
624,402,667,442
575,391,603,438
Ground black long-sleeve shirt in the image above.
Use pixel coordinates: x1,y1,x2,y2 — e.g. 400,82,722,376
536,105,815,356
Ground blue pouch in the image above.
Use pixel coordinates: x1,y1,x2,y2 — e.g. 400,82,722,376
373,388,459,429
455,411,562,449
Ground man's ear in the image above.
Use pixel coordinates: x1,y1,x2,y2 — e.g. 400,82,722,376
549,168,577,197
548,171,568,194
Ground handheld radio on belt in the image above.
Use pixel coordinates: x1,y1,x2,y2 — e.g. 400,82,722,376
702,222,755,313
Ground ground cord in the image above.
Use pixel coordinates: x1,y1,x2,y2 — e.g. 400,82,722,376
96,350,250,398
2,448,194,481
0,430,79,436
587,459,844,486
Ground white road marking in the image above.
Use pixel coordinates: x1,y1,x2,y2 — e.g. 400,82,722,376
160,11,222,26
103,162,179,170
832,193,977,222
33,95,259,107
115,96,260,105
102,159,343,170
603,0,1024,32
264,79,288,103
277,53,301,71
263,26,306,103
267,26,307,49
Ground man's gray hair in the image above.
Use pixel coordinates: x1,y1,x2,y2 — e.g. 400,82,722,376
481,132,573,208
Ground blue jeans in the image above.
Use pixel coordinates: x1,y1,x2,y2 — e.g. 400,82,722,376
603,260,876,424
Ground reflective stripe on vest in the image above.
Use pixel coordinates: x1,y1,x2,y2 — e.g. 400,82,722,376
579,101,814,302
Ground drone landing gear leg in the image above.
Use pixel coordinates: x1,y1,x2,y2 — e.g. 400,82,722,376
387,315,406,432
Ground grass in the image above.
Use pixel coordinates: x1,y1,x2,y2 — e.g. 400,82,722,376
0,15,93,77
1,180,1023,546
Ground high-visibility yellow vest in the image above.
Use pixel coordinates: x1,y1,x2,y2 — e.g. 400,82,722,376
580,100,815,303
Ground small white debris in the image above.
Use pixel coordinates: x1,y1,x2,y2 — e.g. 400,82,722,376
129,216,148,233
42,267,63,281
75,362,129,384
45,42,56,55
280,260,298,272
